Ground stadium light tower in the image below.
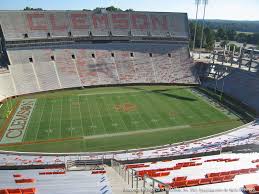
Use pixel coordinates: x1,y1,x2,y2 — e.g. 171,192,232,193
199,0,209,57
192,0,201,51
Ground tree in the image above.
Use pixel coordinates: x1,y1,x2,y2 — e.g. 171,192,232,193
24,7,43,11
216,28,227,40
229,44,240,52
226,29,236,41
220,40,229,48
106,6,122,12
125,9,134,12
236,33,248,43
204,27,215,50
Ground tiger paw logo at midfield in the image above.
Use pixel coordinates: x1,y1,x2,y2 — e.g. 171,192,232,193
114,103,137,112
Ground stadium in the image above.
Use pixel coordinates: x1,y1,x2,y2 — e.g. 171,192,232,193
0,4,259,194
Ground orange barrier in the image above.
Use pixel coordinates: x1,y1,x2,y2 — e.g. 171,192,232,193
150,172,170,178
39,171,65,175
0,188,36,194
125,164,148,169
13,174,22,178
91,170,106,174
15,179,36,184
205,158,239,163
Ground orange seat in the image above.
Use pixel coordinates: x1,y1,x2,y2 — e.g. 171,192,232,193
220,171,230,176
0,189,8,194
229,170,239,176
7,189,22,194
21,188,36,194
206,173,220,178
211,176,224,183
199,178,212,185
222,175,235,182
173,176,187,182
174,180,187,188
186,179,200,187
239,169,250,174
249,168,258,173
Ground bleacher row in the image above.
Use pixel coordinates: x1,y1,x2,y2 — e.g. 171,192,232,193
0,43,197,99
126,153,259,194
0,169,112,194
0,11,189,41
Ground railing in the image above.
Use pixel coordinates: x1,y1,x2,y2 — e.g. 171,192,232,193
111,159,170,194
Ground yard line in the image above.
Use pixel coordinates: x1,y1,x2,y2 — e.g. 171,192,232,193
69,96,73,137
127,94,150,129
35,98,47,141
94,96,108,135
109,95,129,131
99,96,115,130
77,95,84,136
143,92,170,125
100,95,123,133
59,96,63,139
116,95,137,128
85,96,95,136
48,101,54,138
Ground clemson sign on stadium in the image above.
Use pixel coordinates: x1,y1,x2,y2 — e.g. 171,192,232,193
0,99,36,144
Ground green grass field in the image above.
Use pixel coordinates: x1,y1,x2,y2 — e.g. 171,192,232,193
0,86,243,153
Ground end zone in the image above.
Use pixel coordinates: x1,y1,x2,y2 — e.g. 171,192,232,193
0,99,36,144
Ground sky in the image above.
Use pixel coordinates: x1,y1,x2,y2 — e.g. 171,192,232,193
0,0,259,21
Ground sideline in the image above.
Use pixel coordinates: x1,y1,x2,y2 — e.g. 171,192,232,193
82,125,190,140
78,91,141,96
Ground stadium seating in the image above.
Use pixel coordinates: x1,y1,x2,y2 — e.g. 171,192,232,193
0,73,16,99
0,169,112,194
3,43,198,98
115,50,136,84
95,50,119,85
9,63,40,95
127,153,259,193
0,11,190,41
204,68,259,112
54,49,81,88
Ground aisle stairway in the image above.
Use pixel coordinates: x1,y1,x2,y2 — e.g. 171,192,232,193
105,166,133,194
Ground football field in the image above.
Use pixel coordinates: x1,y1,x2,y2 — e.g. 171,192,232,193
0,86,243,152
